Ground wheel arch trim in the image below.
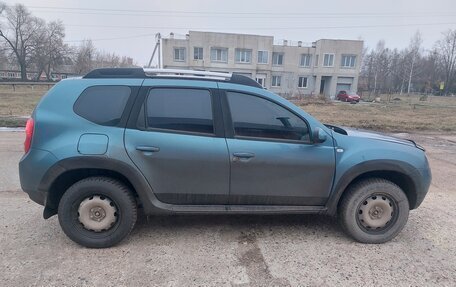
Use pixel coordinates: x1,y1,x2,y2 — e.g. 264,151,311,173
39,156,158,218
326,159,422,215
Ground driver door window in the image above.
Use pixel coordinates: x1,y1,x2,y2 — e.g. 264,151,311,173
226,91,310,143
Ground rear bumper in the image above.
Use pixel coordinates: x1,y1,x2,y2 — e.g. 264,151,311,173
23,187,47,206
19,148,58,206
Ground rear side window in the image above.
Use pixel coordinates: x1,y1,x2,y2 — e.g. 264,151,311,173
74,86,131,126
145,88,213,134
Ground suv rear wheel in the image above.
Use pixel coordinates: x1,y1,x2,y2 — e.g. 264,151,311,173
58,177,137,248
338,178,409,243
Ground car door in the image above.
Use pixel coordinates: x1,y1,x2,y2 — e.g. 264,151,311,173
124,79,230,205
223,90,335,206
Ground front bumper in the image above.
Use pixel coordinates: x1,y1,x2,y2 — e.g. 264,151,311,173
413,164,432,209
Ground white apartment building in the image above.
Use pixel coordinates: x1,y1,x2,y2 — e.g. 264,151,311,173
159,31,363,98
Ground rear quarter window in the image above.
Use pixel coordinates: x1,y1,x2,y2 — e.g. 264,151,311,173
74,86,131,126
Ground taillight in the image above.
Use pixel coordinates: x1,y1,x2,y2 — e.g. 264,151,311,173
24,118,34,154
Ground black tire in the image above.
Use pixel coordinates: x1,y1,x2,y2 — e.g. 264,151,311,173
58,177,137,248
338,178,409,244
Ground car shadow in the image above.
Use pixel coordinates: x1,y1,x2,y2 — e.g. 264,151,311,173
129,211,344,241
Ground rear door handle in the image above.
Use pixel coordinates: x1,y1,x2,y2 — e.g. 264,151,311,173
136,146,160,152
232,152,255,162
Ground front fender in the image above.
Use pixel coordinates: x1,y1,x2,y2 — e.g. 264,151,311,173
325,159,422,215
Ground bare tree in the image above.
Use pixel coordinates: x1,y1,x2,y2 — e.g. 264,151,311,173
73,40,96,75
370,40,394,95
360,36,445,96
91,50,135,69
419,50,440,93
33,20,67,80
405,31,422,94
0,3,45,80
435,29,456,95
0,49,8,69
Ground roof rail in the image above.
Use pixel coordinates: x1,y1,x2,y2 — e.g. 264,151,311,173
84,68,145,79
143,68,232,80
83,68,263,88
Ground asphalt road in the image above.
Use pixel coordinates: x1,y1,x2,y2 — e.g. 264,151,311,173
0,131,455,286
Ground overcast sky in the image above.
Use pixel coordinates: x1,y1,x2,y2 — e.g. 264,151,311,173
4,0,456,65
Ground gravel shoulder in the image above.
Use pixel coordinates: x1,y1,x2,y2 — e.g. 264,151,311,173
0,131,455,286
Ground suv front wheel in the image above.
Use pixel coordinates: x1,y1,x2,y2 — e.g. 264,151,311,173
58,177,137,248
338,178,409,243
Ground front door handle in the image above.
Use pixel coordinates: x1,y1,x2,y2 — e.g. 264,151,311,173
136,146,160,152
232,152,255,162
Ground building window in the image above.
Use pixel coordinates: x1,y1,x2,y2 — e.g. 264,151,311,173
194,47,203,60
298,77,308,88
341,55,356,68
211,47,228,62
299,54,312,67
272,52,284,65
255,74,266,87
257,51,269,64
256,78,265,87
174,47,186,62
235,48,252,63
315,54,319,67
323,54,335,67
272,75,281,87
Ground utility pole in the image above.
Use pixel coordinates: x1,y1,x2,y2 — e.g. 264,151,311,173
147,33,161,68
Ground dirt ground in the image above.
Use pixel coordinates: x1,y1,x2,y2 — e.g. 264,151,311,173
0,131,455,286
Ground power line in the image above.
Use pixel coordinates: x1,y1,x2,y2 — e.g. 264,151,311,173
25,5,456,18
63,33,157,43
64,22,456,31
62,22,456,43
18,5,456,44
31,10,456,19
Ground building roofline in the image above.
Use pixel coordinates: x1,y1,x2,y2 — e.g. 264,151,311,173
188,30,274,39
164,30,363,46
316,38,364,43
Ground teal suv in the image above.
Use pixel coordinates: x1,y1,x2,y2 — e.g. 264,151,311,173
19,68,431,248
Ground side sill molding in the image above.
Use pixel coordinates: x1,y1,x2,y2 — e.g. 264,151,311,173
165,204,327,214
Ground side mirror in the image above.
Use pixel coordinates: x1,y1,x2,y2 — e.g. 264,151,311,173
312,127,327,144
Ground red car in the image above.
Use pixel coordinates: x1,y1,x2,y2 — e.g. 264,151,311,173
336,91,360,102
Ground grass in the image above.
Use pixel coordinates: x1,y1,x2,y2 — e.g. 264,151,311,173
1,85,456,132
0,85,48,117
0,84,49,127
296,94,456,133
